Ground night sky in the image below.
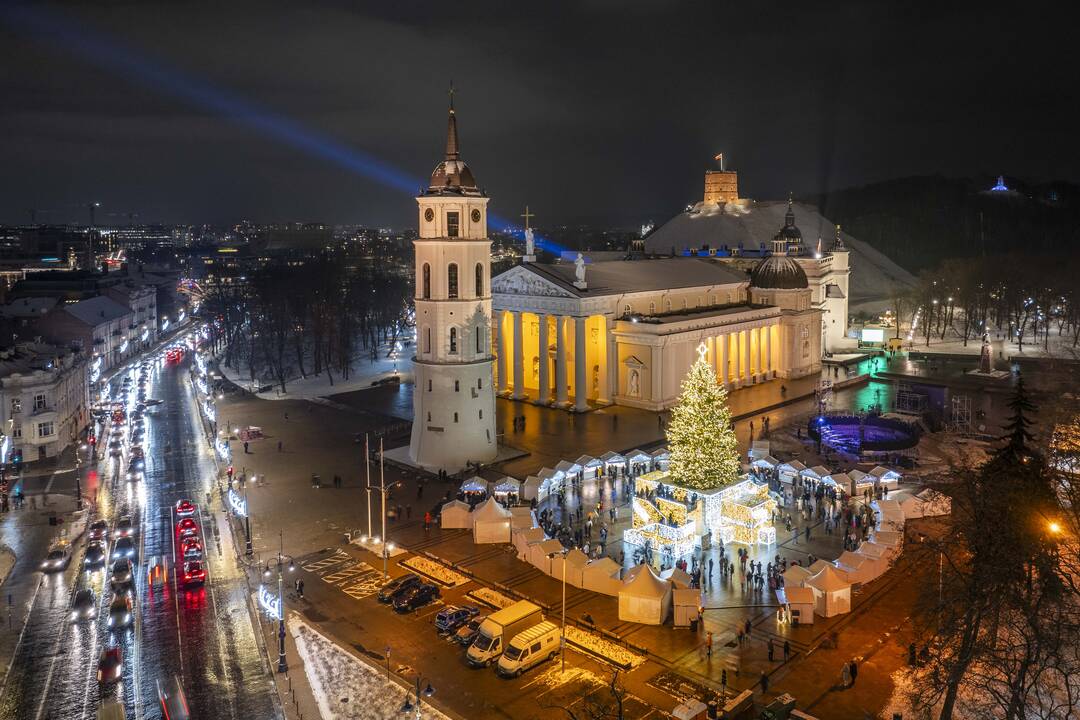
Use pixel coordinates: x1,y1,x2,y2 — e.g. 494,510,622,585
0,2,1073,227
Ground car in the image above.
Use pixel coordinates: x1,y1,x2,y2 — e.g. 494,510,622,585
176,517,198,536
377,573,422,603
113,536,137,560
144,398,163,406
84,541,108,568
89,519,109,541
435,605,481,634
97,648,123,684
108,439,123,450
454,615,487,645
110,559,134,590
71,588,97,621
182,561,206,586
109,445,123,457
175,499,197,517
180,537,203,560
392,583,440,613
114,516,135,538
41,547,70,572
107,594,133,629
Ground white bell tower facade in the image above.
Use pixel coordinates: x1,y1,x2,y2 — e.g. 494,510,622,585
409,96,498,471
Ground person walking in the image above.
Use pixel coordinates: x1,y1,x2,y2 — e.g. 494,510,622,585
805,525,811,543
277,440,283,452
706,631,713,660
297,579,305,598
783,640,791,662
841,661,851,688
849,659,858,686
760,671,769,695
768,638,774,662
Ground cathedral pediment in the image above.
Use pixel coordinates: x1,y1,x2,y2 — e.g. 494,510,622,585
491,266,575,298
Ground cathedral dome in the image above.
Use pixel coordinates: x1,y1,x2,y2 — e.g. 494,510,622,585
778,196,802,243
751,250,808,290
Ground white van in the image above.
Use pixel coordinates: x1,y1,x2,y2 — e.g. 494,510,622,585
496,621,560,677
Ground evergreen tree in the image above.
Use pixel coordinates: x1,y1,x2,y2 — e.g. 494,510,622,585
666,345,740,490
1001,372,1036,455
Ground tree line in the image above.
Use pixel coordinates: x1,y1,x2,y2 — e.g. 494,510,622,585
201,251,412,393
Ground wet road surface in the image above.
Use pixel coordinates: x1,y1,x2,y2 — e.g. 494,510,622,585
0,346,278,719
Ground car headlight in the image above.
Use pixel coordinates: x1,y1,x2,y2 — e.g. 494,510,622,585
108,616,114,626
70,611,78,620
124,613,131,622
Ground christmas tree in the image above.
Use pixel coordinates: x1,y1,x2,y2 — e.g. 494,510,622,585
666,343,741,490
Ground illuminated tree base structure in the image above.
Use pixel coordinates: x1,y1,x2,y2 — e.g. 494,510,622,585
624,471,777,558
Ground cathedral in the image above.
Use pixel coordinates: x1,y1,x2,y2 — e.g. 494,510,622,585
489,170,851,413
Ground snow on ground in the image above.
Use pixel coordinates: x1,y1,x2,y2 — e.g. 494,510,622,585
290,616,449,720
218,340,414,400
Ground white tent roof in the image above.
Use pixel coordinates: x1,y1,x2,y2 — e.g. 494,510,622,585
441,499,471,514
565,548,590,568
807,559,833,575
651,447,670,459
535,539,564,557
660,567,693,589
858,541,890,558
622,564,670,598
583,557,622,578
870,465,901,480
848,469,869,482
599,451,625,463
836,551,867,569
779,460,807,472
783,565,813,586
803,465,830,479
822,473,848,487
524,475,541,487
873,530,902,547
460,476,487,493
575,455,602,467
493,477,521,492
807,565,850,592
473,496,512,521
624,449,651,462
537,467,561,481
752,455,779,467
750,440,771,459
520,527,547,544
555,460,581,474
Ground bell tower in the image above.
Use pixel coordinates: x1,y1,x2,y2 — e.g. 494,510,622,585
409,92,497,470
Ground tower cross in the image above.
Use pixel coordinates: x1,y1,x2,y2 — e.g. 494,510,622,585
697,341,709,362
520,206,535,231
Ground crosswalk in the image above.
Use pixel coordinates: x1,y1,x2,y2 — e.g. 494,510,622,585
317,560,384,601
301,548,352,573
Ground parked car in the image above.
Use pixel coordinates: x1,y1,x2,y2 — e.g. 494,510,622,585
454,615,488,645
377,573,421,603
393,583,440,613
435,605,481,634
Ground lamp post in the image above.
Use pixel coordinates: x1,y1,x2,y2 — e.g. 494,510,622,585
365,434,372,540
548,549,568,673
400,675,435,719
366,438,399,580
262,530,294,673
244,485,253,556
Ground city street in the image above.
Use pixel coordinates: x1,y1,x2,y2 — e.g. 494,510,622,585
0,343,277,720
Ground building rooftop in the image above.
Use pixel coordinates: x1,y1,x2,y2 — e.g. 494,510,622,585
519,257,747,297
0,297,58,319
61,295,132,326
0,342,76,379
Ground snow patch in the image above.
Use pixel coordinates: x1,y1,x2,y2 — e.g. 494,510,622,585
290,616,449,720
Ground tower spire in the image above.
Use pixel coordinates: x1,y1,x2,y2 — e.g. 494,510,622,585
834,223,846,250
445,83,459,160
785,192,795,227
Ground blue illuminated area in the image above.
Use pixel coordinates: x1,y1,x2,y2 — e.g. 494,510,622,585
990,175,1009,192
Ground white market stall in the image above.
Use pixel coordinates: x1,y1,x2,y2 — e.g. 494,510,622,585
472,497,512,544
874,499,906,531
869,465,902,490
523,475,542,502
440,500,472,529
801,465,830,483
513,526,546,559
806,559,834,576
847,469,875,496
835,551,873,584
859,540,896,564
901,488,951,518
618,564,672,625
509,506,534,530
460,476,488,504
651,448,670,472
871,529,903,551
581,557,623,596
599,451,627,475
853,549,889,582
672,588,703,628
822,473,849,494
778,461,807,484
529,539,565,574
807,565,852,617
660,567,693,589
779,585,816,625
492,477,522,504
575,455,602,481
625,449,652,477
555,460,583,486
551,547,589,588
749,440,771,460
752,455,779,471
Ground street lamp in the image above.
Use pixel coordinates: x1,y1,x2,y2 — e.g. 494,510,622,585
262,530,295,673
367,438,400,580
548,549,569,673
400,675,435,719
1048,521,1062,535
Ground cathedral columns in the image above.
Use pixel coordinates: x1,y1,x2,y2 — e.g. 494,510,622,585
495,310,508,393
762,324,772,378
538,314,551,404
556,315,569,406
717,332,727,386
742,329,751,386
574,316,588,412
597,316,611,404
512,311,525,399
